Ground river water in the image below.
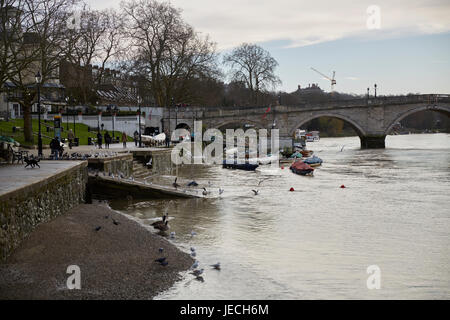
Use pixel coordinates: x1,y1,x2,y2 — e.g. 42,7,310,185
110,133,450,299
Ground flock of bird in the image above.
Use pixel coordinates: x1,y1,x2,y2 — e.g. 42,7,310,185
150,202,221,282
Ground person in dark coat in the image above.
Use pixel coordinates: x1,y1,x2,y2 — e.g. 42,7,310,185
50,137,60,160
97,132,103,149
133,130,139,147
104,132,111,149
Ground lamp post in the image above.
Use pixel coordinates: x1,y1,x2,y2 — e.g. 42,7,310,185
138,96,142,148
367,87,370,98
374,84,377,98
35,71,43,158
65,97,69,131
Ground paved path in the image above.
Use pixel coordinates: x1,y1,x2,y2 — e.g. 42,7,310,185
0,161,84,197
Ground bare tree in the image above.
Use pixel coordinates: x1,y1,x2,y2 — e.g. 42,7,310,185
224,43,280,105
122,0,218,107
61,6,126,104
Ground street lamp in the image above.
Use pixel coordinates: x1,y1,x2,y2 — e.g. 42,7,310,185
374,84,377,98
367,87,370,98
35,71,43,158
65,97,69,131
138,96,142,148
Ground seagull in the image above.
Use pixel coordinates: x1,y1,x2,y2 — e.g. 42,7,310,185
210,262,221,270
252,189,259,195
219,188,224,195
190,268,204,277
172,177,180,188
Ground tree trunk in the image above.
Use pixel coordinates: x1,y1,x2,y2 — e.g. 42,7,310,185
22,103,34,143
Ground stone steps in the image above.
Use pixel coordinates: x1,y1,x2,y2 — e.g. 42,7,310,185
132,160,151,179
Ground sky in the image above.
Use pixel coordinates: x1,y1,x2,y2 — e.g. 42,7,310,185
86,0,450,95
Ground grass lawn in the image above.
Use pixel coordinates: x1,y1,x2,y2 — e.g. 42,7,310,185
0,118,133,147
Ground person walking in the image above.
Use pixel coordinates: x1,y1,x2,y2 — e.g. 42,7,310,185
121,131,127,149
165,130,170,148
97,131,103,149
50,137,60,160
133,130,139,147
67,129,74,149
104,132,111,149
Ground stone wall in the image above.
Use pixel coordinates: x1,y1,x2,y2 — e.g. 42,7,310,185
0,162,88,261
88,154,133,178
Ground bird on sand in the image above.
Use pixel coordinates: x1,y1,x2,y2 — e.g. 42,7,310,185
210,262,221,270
173,177,180,188
190,268,204,276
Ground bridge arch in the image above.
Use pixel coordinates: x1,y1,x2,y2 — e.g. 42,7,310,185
289,113,367,137
384,105,450,135
213,118,266,130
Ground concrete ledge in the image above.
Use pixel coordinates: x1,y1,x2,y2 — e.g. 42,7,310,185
0,161,88,261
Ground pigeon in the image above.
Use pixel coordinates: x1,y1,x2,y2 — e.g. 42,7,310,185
160,261,168,266
170,231,176,239
190,247,196,252
187,181,198,187
112,219,119,225
219,188,224,195
95,226,102,231
191,251,197,257
210,262,221,270
190,268,204,277
191,260,199,269
158,248,164,253
104,215,109,219
155,257,166,263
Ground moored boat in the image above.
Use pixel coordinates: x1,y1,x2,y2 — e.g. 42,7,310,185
302,155,323,167
223,160,259,171
290,160,314,176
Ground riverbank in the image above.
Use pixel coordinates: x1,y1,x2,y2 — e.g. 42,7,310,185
0,203,193,299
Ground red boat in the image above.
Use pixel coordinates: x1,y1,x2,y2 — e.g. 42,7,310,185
290,160,314,176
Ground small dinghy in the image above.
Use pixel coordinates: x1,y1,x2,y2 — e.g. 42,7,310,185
290,160,314,176
302,155,323,167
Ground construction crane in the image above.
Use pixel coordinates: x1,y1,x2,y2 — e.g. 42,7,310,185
310,67,336,92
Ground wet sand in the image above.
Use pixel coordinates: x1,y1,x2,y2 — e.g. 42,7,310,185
0,203,193,299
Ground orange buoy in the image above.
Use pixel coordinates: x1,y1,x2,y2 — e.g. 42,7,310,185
340,185,346,188
289,187,294,192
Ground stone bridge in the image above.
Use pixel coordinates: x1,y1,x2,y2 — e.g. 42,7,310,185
162,94,450,148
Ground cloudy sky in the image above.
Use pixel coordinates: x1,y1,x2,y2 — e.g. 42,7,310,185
87,0,450,95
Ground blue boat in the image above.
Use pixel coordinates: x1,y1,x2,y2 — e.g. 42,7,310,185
302,155,323,167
